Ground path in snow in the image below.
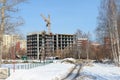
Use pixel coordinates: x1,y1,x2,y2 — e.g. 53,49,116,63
62,64,82,80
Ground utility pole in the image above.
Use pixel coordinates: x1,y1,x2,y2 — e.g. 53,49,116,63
0,0,6,67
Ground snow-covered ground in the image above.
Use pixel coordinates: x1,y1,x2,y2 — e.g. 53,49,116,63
76,63,120,80
6,62,74,80
4,59,120,80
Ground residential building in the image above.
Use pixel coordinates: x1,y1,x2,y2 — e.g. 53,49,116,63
2,35,26,58
77,38,88,47
19,40,27,50
3,35,19,53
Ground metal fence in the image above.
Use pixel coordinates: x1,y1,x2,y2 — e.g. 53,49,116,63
2,60,53,70
16,63,44,69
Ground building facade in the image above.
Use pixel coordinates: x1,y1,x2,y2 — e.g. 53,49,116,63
77,38,88,47
27,32,76,59
2,35,27,59
3,35,20,54
3,35,19,48
19,40,27,51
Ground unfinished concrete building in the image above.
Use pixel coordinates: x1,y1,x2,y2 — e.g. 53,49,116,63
27,32,76,59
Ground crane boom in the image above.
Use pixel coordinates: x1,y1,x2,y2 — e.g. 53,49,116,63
40,14,51,34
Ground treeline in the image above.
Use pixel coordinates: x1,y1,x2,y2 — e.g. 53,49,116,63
96,0,120,66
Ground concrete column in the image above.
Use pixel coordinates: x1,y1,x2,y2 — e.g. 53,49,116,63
61,35,62,51
37,33,39,60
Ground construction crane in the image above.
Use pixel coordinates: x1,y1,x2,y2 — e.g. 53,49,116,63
40,14,51,34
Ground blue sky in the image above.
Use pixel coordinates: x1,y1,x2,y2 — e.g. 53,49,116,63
18,0,100,40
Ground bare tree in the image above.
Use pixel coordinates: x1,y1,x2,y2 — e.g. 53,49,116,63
96,0,120,66
86,32,91,60
0,0,27,34
75,29,82,59
0,0,27,67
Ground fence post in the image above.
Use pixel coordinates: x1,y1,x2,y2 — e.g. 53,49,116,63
8,68,10,77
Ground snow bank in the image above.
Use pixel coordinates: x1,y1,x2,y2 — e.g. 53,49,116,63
61,58,76,64
78,63,120,80
6,62,74,80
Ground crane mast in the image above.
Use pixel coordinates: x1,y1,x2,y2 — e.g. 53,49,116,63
40,14,51,34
